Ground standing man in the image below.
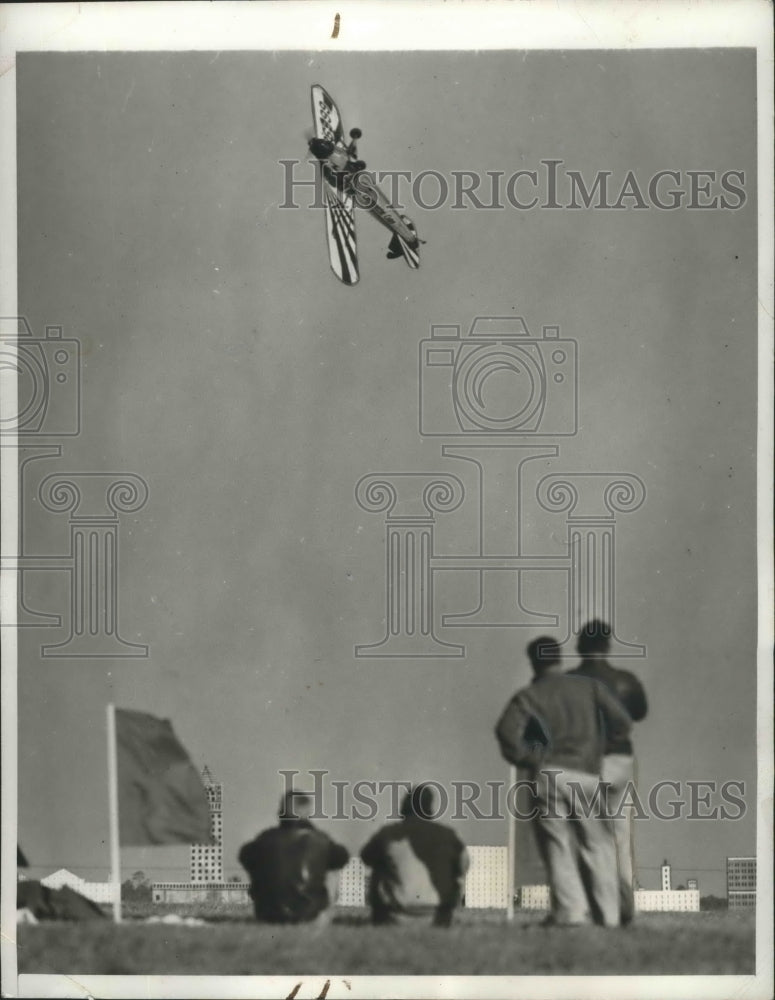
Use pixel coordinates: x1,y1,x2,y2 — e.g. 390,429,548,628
496,637,632,927
360,784,469,927
239,790,349,924
569,620,648,925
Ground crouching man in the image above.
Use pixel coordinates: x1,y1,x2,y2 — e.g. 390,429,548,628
360,784,469,927
239,791,349,924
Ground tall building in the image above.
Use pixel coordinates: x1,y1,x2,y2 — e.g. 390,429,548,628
154,766,250,904
337,857,368,906
661,859,672,891
189,765,223,882
465,846,509,908
726,857,756,909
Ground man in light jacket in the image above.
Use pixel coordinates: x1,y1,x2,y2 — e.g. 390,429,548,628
496,637,632,927
361,784,469,927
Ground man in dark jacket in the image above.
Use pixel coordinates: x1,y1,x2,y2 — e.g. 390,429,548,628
569,620,648,924
496,637,632,927
361,784,469,927
238,791,349,924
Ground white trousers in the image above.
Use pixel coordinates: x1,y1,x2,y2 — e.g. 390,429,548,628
602,754,637,923
533,767,620,927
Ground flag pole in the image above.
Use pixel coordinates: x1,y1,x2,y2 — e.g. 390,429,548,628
506,763,517,922
106,703,122,923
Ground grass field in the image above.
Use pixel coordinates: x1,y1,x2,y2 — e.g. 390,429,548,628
16,905,755,977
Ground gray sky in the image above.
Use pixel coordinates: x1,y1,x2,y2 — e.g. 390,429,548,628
16,49,756,896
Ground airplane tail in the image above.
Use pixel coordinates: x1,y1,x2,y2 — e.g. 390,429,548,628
386,232,421,269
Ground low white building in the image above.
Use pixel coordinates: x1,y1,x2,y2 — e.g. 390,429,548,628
515,883,700,913
152,881,250,904
520,884,551,909
153,860,370,908
634,889,700,912
40,868,119,904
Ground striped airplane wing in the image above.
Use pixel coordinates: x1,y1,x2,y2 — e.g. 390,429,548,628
323,180,359,285
311,84,344,145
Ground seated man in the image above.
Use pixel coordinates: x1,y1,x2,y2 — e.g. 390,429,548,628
238,791,349,924
360,784,469,927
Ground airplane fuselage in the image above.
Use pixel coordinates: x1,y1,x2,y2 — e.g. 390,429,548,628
348,170,420,247
310,139,420,248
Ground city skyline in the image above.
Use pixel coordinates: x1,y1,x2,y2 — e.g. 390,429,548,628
21,764,729,909
18,757,746,900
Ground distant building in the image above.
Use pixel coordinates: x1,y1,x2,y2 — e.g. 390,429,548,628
340,847,512,910
519,884,551,910
337,847,510,910
513,883,700,913
634,858,700,911
154,764,250,904
336,857,368,906
190,766,223,882
726,857,756,909
152,881,249,905
514,856,700,913
634,888,699,912
464,846,509,908
40,868,119,904
686,878,698,892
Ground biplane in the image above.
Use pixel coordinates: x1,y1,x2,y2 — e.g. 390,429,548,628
308,85,424,285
